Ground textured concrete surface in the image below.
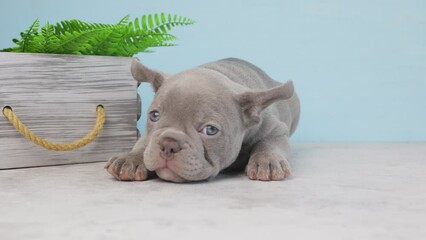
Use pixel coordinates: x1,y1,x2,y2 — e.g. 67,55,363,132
1,143,425,240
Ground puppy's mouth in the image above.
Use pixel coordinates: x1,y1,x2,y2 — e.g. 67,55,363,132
154,151,187,182
155,167,186,183
145,147,214,182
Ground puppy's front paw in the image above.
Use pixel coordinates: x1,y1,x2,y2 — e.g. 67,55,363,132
104,153,148,181
246,152,291,181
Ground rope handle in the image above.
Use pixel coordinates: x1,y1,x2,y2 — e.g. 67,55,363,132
2,105,106,151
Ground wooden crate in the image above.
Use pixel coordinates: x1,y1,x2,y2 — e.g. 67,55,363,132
0,53,139,169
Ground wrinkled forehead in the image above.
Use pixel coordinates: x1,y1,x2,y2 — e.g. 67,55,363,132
154,76,236,122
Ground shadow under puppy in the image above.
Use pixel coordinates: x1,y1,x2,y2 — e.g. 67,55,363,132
105,58,300,182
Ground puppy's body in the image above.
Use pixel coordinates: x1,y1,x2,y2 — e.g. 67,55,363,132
106,58,300,182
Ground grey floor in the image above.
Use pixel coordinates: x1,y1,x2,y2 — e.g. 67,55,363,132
1,143,425,240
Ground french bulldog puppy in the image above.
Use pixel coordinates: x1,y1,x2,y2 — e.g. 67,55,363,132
105,58,300,182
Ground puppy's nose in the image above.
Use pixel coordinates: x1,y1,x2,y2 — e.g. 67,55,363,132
160,138,182,159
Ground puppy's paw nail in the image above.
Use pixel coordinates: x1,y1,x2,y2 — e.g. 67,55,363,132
284,169,291,178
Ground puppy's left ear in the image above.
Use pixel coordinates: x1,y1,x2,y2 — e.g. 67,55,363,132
236,80,294,124
131,59,164,92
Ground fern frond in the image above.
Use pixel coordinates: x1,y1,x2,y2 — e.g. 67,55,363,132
134,13,195,35
118,33,177,56
117,15,130,26
59,29,105,54
87,28,121,55
1,13,195,56
16,19,41,52
38,23,61,53
54,19,111,36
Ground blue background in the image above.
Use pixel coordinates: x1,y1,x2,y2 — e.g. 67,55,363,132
1,0,425,142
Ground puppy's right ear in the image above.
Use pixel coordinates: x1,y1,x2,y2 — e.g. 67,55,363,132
131,59,164,92
236,80,295,125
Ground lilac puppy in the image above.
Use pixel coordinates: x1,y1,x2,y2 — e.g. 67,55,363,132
105,58,300,182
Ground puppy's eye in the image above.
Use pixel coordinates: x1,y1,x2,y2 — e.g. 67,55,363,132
202,125,219,136
149,110,160,122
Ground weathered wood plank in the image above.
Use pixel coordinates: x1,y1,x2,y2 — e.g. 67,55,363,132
0,52,139,169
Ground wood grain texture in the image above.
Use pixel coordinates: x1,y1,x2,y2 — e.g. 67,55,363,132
0,52,139,169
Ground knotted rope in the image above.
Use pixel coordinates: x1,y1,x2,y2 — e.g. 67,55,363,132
2,105,105,151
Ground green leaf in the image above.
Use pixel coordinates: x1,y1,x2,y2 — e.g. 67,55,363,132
155,13,161,26
141,15,148,30
117,15,130,25
21,19,40,52
1,14,195,56
161,13,167,23
148,14,154,29
134,17,140,32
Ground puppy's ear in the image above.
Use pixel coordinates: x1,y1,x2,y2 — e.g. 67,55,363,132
236,80,294,124
131,59,164,92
